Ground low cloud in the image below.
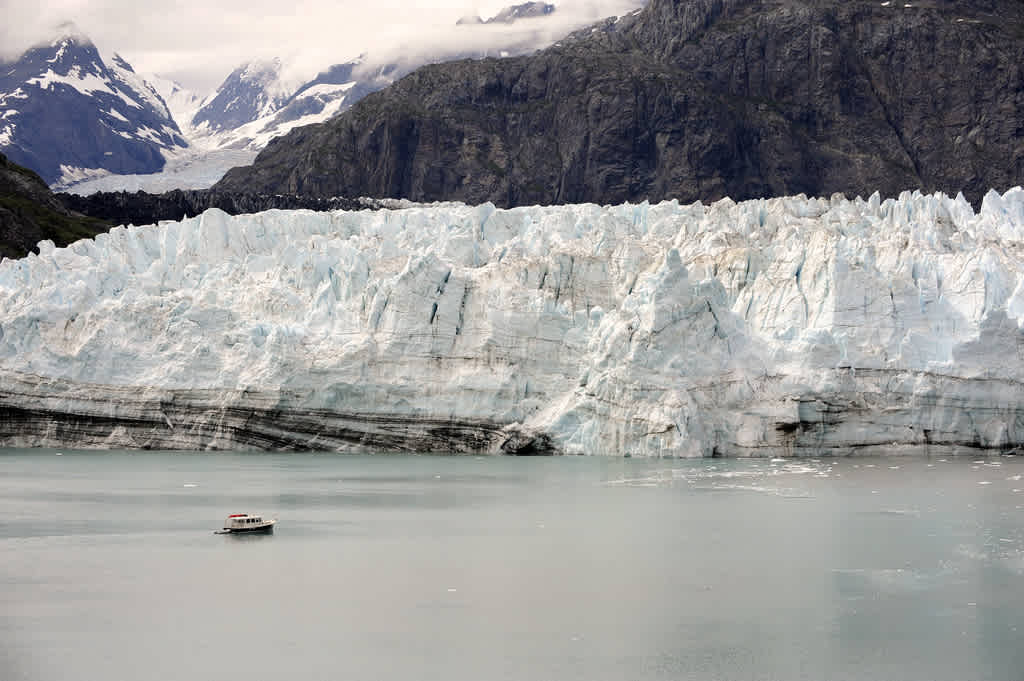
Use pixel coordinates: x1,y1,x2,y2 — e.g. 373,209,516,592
0,0,645,94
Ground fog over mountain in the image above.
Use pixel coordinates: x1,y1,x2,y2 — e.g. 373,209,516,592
0,1,646,93
218,0,1024,209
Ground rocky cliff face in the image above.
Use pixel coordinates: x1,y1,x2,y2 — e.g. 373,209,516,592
0,152,109,259
216,0,1024,207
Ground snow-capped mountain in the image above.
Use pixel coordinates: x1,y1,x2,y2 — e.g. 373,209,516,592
190,58,299,135
176,1,575,154
56,2,635,193
489,2,557,23
458,2,556,24
185,57,381,152
59,57,386,194
144,74,203,134
0,23,186,188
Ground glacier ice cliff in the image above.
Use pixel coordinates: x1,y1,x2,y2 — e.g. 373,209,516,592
2,188,1024,456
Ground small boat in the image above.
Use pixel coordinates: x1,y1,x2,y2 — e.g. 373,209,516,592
215,513,276,534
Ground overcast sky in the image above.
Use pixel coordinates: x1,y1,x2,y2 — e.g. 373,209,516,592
1,1,645,93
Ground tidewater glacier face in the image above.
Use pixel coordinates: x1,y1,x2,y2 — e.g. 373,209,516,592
1,189,1023,455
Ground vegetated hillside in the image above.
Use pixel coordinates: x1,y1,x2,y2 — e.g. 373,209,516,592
0,152,110,259
216,0,1024,207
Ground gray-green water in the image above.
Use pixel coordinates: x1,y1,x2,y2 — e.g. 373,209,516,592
2,451,1022,681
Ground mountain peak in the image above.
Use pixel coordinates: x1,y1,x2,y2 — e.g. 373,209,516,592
0,33,186,186
239,58,282,78
191,57,295,133
458,2,556,25
47,21,93,49
26,21,101,70
487,2,556,24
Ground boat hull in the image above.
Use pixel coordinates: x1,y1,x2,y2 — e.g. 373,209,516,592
220,523,275,534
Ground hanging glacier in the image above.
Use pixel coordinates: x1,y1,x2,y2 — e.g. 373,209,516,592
2,188,1024,456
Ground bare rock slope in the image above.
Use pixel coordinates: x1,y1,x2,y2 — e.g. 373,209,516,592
216,0,1024,207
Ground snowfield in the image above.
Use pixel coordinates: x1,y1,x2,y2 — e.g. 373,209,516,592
1,189,1023,455
59,148,259,195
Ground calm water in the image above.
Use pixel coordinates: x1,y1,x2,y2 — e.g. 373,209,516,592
1,451,1022,681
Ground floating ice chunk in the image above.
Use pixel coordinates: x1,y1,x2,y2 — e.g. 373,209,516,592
880,508,920,516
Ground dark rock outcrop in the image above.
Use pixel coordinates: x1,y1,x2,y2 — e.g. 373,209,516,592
58,189,369,227
216,0,1024,207
0,152,110,259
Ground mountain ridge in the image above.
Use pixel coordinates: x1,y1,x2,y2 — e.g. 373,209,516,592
0,28,186,186
215,0,1024,206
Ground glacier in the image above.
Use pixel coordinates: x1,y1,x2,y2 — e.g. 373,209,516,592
1,189,1024,456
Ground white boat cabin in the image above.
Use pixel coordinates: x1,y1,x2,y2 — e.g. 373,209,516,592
221,513,275,533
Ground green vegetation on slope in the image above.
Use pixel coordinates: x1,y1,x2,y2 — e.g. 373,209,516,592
0,152,110,260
